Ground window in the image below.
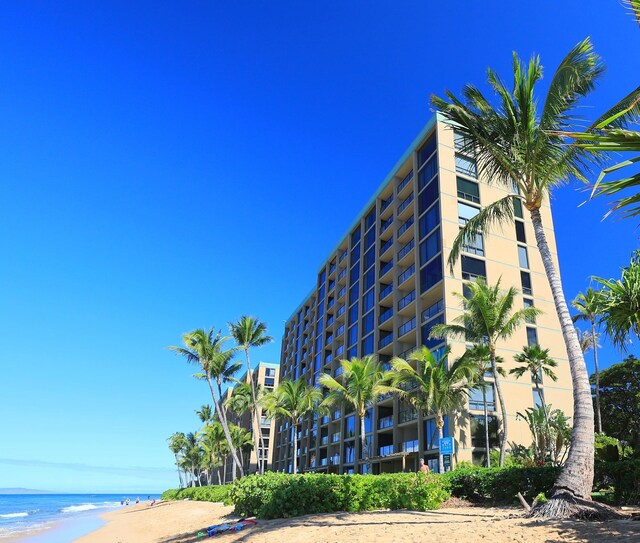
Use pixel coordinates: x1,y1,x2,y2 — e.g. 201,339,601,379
422,314,444,350
523,297,536,323
420,255,443,293
349,282,359,305
344,415,355,438
348,324,358,346
533,388,544,408
513,198,524,219
515,221,526,243
419,177,439,214
457,177,480,203
518,245,529,269
469,385,495,411
424,416,449,450
461,255,486,281
526,326,538,346
463,232,484,256
351,227,361,246
365,226,376,248
419,204,440,239
456,154,477,177
521,271,533,295
418,134,437,167
361,334,374,355
348,304,358,325
362,288,375,313
420,228,441,265
364,247,375,270
350,262,360,283
350,242,360,263
365,208,376,231
418,156,438,189
454,131,474,154
470,415,499,448
458,202,480,225
362,311,375,335
343,442,355,464
266,367,277,377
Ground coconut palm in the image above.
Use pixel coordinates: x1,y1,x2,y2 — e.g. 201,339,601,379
167,432,188,488
200,422,227,484
575,327,599,354
431,39,605,513
167,328,244,477
229,316,273,475
196,404,214,425
430,279,540,466
461,345,505,467
572,288,604,433
230,424,254,472
511,345,558,462
225,382,253,423
593,251,640,351
319,356,397,473
391,346,476,473
262,379,324,474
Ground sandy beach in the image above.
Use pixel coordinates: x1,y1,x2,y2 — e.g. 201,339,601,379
68,500,640,543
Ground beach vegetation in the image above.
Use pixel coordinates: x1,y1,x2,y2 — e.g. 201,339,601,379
161,484,233,504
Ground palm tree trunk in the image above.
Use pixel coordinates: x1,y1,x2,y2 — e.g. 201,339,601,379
223,455,227,484
530,207,594,500
437,412,444,474
243,347,266,475
217,468,222,486
211,379,244,477
174,454,184,488
537,382,553,464
490,346,508,467
591,317,603,434
292,420,298,474
482,381,491,467
360,410,369,473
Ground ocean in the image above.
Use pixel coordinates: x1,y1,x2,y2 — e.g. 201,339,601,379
0,494,161,540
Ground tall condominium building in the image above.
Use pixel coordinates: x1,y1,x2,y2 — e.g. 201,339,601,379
225,361,280,475
272,114,574,474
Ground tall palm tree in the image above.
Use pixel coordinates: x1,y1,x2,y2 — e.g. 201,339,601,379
229,316,273,475
572,288,604,433
319,356,397,473
432,39,605,511
230,424,254,472
575,327,599,354
461,345,505,467
430,279,540,466
183,432,204,486
200,422,227,485
391,346,476,473
167,432,188,488
262,379,324,474
511,345,559,463
167,328,244,477
225,382,253,423
196,404,214,425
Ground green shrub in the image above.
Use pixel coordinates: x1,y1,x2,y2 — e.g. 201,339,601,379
161,485,232,504
594,460,640,505
230,472,450,519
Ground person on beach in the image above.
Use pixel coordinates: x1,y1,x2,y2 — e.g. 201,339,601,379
135,497,140,504
419,458,430,473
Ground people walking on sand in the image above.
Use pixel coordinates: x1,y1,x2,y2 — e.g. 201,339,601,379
419,458,430,473
125,498,130,506
135,497,140,504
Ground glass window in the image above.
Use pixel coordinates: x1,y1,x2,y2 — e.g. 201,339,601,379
362,311,375,335
349,281,359,306
350,262,360,283
350,242,360,263
418,134,437,167
424,416,449,450
351,227,361,246
458,202,480,225
420,255,443,293
364,247,375,270
526,327,538,346
348,324,358,347
418,155,438,190
363,267,375,291
524,297,536,323
347,346,357,358
514,198,524,219
469,385,495,411
461,255,486,280
365,209,376,231
343,442,355,464
456,154,477,177
463,232,484,256
518,245,529,269
419,177,439,215
364,408,373,433
533,388,544,408
365,226,376,248
361,334,374,355
454,131,474,154
420,228,441,265
470,415,499,448
521,271,533,295
422,314,444,350
348,304,358,325
515,221,526,243
362,288,375,313
318,270,326,287
419,203,440,239
457,177,480,203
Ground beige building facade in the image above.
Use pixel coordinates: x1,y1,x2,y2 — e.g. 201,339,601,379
273,114,573,473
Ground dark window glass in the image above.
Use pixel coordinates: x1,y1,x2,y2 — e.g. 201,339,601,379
348,324,358,346
350,262,360,283
526,327,538,346
419,204,440,238
362,288,375,313
365,209,376,231
348,304,358,325
470,415,499,447
461,256,486,280
344,415,356,438
349,281,359,306
364,247,375,270
457,177,480,203
351,227,361,246
524,297,536,323
362,311,374,335
418,134,437,167
420,228,441,265
363,267,375,291
348,346,358,358
420,255,443,293
350,242,360,263
316,318,323,336
365,226,376,248
422,314,444,350
418,155,438,189
418,177,439,215
318,270,326,287
521,271,533,295
424,416,449,449
361,334,374,355
515,221,526,243
455,154,477,177
514,198,524,219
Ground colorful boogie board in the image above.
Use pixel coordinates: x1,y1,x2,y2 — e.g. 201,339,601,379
206,519,257,537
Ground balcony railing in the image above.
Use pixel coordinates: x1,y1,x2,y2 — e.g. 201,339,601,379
397,193,414,215
381,195,393,212
338,267,347,280
379,284,393,300
397,170,413,193
379,260,393,277
379,333,393,349
401,440,420,453
320,457,328,466
398,346,417,360
329,454,340,466
381,216,393,234
398,290,416,310
378,415,394,429
422,299,444,322
398,379,419,392
379,444,394,456
380,237,394,255
398,264,415,285
398,409,418,424
398,216,415,237
470,399,496,411
331,432,340,443
397,239,415,261
398,317,416,337
379,307,393,324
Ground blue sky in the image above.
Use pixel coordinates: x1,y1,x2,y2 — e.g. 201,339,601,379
0,1,638,493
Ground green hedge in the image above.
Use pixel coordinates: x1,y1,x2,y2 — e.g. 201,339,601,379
230,472,450,519
161,485,232,504
594,460,640,505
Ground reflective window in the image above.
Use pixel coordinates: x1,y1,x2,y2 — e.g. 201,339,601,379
350,261,360,283
526,327,538,346
458,202,480,225
419,204,440,239
349,304,358,325
348,324,358,346
364,247,375,270
420,228,441,265
361,334,374,355
344,415,356,438
362,311,374,335
521,271,533,295
420,255,443,293
515,221,526,243
418,155,438,190
463,232,484,256
518,245,529,269
419,177,439,215
470,415,499,448
365,226,376,248
365,209,376,231
418,134,437,167
461,255,486,281
457,177,480,204
351,227,361,246
514,198,524,219
349,281,359,305
456,154,477,177
363,267,375,291
362,288,375,313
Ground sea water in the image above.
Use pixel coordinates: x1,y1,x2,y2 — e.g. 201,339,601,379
0,494,160,540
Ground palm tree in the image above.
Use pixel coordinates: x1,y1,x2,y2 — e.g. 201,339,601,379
572,288,604,433
319,356,397,473
229,316,273,475
262,379,324,474
230,424,254,472
183,432,204,486
167,432,188,488
391,346,476,473
430,279,540,466
461,345,505,467
225,382,253,423
200,422,227,485
167,328,244,477
432,39,605,512
575,327,599,354
196,404,214,425
511,345,558,463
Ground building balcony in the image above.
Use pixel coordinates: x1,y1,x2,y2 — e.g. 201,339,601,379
378,415,394,429
398,408,418,424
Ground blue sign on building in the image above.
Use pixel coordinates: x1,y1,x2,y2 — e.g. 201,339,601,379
439,437,455,455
